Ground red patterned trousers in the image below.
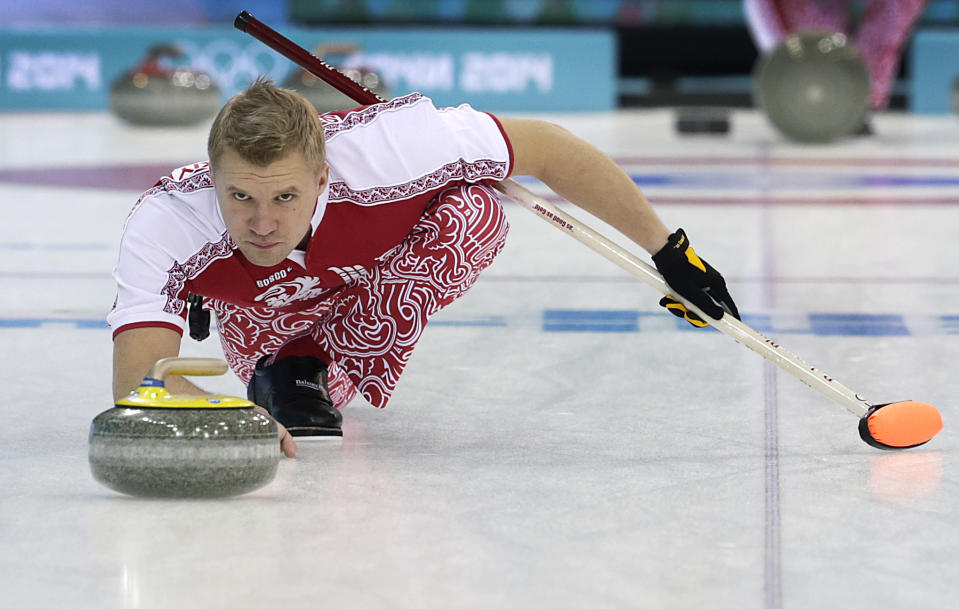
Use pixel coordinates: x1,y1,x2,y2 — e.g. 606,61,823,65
210,183,509,409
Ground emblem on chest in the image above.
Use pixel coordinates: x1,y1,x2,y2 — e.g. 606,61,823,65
254,275,328,308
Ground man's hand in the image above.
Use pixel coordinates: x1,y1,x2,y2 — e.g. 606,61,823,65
256,407,297,458
113,328,297,456
652,228,740,327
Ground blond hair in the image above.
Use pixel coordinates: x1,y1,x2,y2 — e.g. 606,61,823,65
207,76,325,172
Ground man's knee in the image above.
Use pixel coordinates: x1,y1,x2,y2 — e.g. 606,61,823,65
432,183,509,253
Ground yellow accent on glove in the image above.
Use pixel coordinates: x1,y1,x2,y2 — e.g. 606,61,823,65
661,297,710,328
684,246,707,273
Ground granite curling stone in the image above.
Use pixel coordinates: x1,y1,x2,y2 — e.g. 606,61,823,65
282,42,390,112
754,31,870,143
89,357,280,498
110,44,222,126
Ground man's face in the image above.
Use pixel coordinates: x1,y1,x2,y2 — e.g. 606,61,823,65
212,147,328,267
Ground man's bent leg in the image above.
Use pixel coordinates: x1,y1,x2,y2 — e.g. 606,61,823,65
210,299,358,409
745,0,854,53
855,0,927,110
276,183,510,408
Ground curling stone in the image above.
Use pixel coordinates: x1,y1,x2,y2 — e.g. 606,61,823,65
282,42,390,112
110,44,222,126
89,357,280,498
754,31,870,143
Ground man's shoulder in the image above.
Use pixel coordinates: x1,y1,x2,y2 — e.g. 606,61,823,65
318,92,500,146
128,163,218,224
145,162,215,200
122,162,228,258
154,162,214,191
321,93,508,206
319,92,433,140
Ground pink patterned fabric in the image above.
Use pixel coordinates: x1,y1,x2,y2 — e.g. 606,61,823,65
855,0,928,109
209,182,509,409
744,0,928,109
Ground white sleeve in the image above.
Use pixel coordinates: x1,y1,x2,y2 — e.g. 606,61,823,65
107,199,190,335
324,94,512,197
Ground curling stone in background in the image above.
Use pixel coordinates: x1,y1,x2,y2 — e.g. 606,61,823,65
110,44,222,126
754,31,870,143
282,42,390,112
89,357,280,499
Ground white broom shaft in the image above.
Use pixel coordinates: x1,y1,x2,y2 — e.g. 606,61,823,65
494,180,871,418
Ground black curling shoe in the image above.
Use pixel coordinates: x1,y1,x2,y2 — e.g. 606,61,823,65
247,355,342,438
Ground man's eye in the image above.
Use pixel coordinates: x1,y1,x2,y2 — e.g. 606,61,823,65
233,192,250,201
277,193,295,202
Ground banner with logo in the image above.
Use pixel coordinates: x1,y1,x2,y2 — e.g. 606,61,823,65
0,26,614,112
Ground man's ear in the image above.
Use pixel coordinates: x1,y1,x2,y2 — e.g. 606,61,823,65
317,162,330,188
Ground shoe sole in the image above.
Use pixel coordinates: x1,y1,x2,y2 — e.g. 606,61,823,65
288,427,342,440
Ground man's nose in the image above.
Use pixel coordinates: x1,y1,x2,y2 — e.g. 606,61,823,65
249,204,277,236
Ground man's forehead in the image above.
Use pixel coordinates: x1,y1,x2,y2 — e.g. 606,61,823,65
220,167,300,182
212,149,324,182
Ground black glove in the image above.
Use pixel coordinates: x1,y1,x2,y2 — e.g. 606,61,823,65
651,228,740,327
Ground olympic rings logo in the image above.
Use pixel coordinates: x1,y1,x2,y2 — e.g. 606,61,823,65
174,39,291,94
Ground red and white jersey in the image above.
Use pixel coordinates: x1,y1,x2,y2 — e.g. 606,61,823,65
108,93,513,338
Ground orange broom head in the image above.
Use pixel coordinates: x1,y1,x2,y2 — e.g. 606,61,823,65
859,401,943,450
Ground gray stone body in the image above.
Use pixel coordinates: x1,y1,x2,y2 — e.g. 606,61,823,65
89,406,280,498
283,68,390,112
110,70,222,126
754,31,870,143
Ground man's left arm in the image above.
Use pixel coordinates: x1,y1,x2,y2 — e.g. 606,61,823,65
497,117,739,324
498,117,671,254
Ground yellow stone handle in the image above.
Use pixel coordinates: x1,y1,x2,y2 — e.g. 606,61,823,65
146,357,228,382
